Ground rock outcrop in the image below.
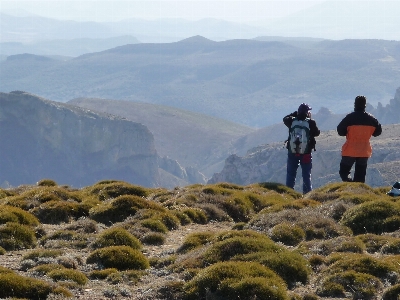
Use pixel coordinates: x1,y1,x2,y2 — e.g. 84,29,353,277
0,91,160,187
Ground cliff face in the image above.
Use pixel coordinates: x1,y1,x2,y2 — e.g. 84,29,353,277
0,92,159,187
209,124,400,190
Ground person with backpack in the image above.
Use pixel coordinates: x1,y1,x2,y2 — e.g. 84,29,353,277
283,103,320,194
337,95,382,183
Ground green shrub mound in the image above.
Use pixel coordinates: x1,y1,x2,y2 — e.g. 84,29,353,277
0,205,39,226
270,222,305,246
86,245,149,271
341,200,400,234
178,232,215,253
0,268,56,300
140,232,166,245
89,195,164,224
183,261,288,300
32,200,88,224
0,222,37,250
203,233,282,264
37,179,58,186
325,253,397,283
317,270,382,298
87,181,150,200
48,268,88,285
92,227,142,249
232,250,310,287
383,284,400,300
23,249,63,261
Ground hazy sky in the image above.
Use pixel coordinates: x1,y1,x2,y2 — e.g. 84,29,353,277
1,0,325,23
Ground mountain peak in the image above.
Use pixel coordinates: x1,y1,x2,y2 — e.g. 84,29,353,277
177,35,215,45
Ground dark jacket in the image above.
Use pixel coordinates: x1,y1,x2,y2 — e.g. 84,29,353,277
337,109,382,157
283,111,320,153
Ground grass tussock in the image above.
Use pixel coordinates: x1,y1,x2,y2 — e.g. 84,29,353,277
183,261,288,300
86,245,149,271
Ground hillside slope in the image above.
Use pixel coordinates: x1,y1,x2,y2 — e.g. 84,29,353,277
69,98,254,177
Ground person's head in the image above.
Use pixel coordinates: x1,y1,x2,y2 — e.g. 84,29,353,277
297,103,312,117
354,95,367,111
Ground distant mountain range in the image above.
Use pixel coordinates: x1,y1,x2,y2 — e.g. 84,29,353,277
1,1,400,43
1,36,400,127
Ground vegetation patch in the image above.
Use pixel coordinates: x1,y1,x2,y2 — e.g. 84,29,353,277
0,205,39,226
48,268,88,285
341,200,400,234
0,222,37,250
183,261,288,300
317,270,382,298
92,227,142,249
89,195,164,224
0,268,57,300
86,245,149,270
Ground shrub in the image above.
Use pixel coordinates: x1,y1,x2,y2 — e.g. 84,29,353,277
341,200,400,234
381,239,400,254
233,250,310,287
203,235,282,264
89,268,119,279
140,232,166,245
357,234,390,253
37,179,58,186
0,246,5,255
317,270,382,299
309,255,326,270
86,246,149,271
89,195,163,224
249,208,350,241
182,208,208,224
325,253,397,282
40,229,90,249
88,181,149,200
178,232,215,253
313,236,365,255
270,222,305,246
0,270,54,300
257,182,302,199
383,284,400,300
0,205,39,226
0,222,37,250
48,268,88,285
32,200,87,224
183,261,288,300
140,218,169,233
92,227,142,250
23,249,63,261
32,264,66,275
66,218,98,233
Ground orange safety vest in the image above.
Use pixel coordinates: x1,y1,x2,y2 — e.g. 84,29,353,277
341,125,376,157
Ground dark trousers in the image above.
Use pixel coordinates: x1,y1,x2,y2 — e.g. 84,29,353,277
286,152,312,194
339,156,368,183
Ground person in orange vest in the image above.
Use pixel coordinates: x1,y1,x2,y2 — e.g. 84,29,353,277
337,95,382,183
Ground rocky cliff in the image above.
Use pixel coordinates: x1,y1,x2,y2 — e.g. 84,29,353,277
209,124,400,190
0,91,160,187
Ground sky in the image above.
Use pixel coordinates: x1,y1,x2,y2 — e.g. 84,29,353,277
0,0,325,23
